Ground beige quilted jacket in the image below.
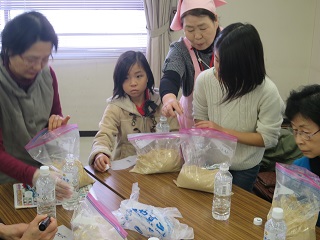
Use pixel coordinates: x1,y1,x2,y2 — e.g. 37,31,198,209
88,89,180,164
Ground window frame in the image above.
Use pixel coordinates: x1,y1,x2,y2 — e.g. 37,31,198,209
0,0,147,59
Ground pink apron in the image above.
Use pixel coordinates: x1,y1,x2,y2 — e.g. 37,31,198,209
178,37,202,129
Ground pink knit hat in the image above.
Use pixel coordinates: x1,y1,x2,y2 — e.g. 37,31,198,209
170,0,227,31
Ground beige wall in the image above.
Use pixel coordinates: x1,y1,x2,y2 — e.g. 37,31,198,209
309,0,320,85
217,0,318,101
52,0,320,131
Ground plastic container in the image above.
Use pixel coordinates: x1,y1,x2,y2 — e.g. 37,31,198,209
36,166,56,218
61,154,80,210
156,115,170,133
212,162,233,220
263,207,287,240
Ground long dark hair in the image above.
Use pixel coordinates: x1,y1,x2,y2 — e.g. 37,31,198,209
1,11,58,64
214,23,266,103
112,51,154,99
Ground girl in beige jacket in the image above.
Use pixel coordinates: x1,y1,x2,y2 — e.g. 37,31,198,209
89,51,180,172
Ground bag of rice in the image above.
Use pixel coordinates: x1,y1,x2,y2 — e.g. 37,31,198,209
71,182,128,240
128,132,184,174
175,128,237,193
268,163,320,240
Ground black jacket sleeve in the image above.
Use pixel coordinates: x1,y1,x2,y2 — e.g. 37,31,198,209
159,70,181,100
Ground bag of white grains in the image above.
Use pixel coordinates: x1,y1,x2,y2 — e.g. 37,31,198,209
267,163,320,240
175,128,237,193
128,132,184,174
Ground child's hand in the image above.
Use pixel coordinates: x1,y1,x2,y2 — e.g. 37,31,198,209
93,153,111,172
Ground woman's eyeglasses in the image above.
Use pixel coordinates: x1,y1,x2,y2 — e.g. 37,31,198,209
19,54,52,67
292,129,320,141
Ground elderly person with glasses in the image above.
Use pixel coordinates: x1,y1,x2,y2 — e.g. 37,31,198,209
0,11,72,197
284,84,320,227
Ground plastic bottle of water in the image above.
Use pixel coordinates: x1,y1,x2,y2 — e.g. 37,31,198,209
156,115,170,133
263,207,287,240
212,162,233,220
36,166,56,218
61,154,79,210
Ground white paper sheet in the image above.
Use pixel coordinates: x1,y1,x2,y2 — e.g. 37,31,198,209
54,225,73,240
111,155,137,170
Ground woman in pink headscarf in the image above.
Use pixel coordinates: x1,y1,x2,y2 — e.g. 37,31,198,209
159,0,226,129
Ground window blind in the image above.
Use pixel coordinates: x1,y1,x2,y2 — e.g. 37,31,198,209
0,0,147,59
0,1,144,10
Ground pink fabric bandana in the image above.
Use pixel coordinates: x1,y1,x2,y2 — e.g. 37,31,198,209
170,0,227,31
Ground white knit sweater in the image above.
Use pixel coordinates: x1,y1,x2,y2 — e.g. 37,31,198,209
193,68,284,170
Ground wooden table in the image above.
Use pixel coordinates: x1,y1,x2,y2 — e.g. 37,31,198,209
85,165,320,240
0,181,143,239
0,182,73,228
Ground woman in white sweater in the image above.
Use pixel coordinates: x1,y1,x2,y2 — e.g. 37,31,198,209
193,23,284,192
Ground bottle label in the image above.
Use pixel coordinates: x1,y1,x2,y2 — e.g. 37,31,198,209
215,183,231,196
264,230,286,240
37,189,55,201
62,173,73,184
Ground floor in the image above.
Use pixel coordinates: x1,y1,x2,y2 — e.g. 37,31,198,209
79,137,94,167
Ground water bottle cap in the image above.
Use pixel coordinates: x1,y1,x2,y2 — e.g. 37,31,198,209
253,217,262,225
271,207,284,219
160,115,167,122
219,162,229,171
40,166,50,175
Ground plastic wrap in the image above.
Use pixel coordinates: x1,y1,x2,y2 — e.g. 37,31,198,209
112,183,194,239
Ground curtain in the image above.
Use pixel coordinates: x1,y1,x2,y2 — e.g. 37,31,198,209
143,0,173,87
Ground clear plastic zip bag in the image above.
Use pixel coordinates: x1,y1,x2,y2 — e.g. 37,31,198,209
71,182,128,240
25,124,94,187
127,132,184,174
268,163,320,240
175,128,237,193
